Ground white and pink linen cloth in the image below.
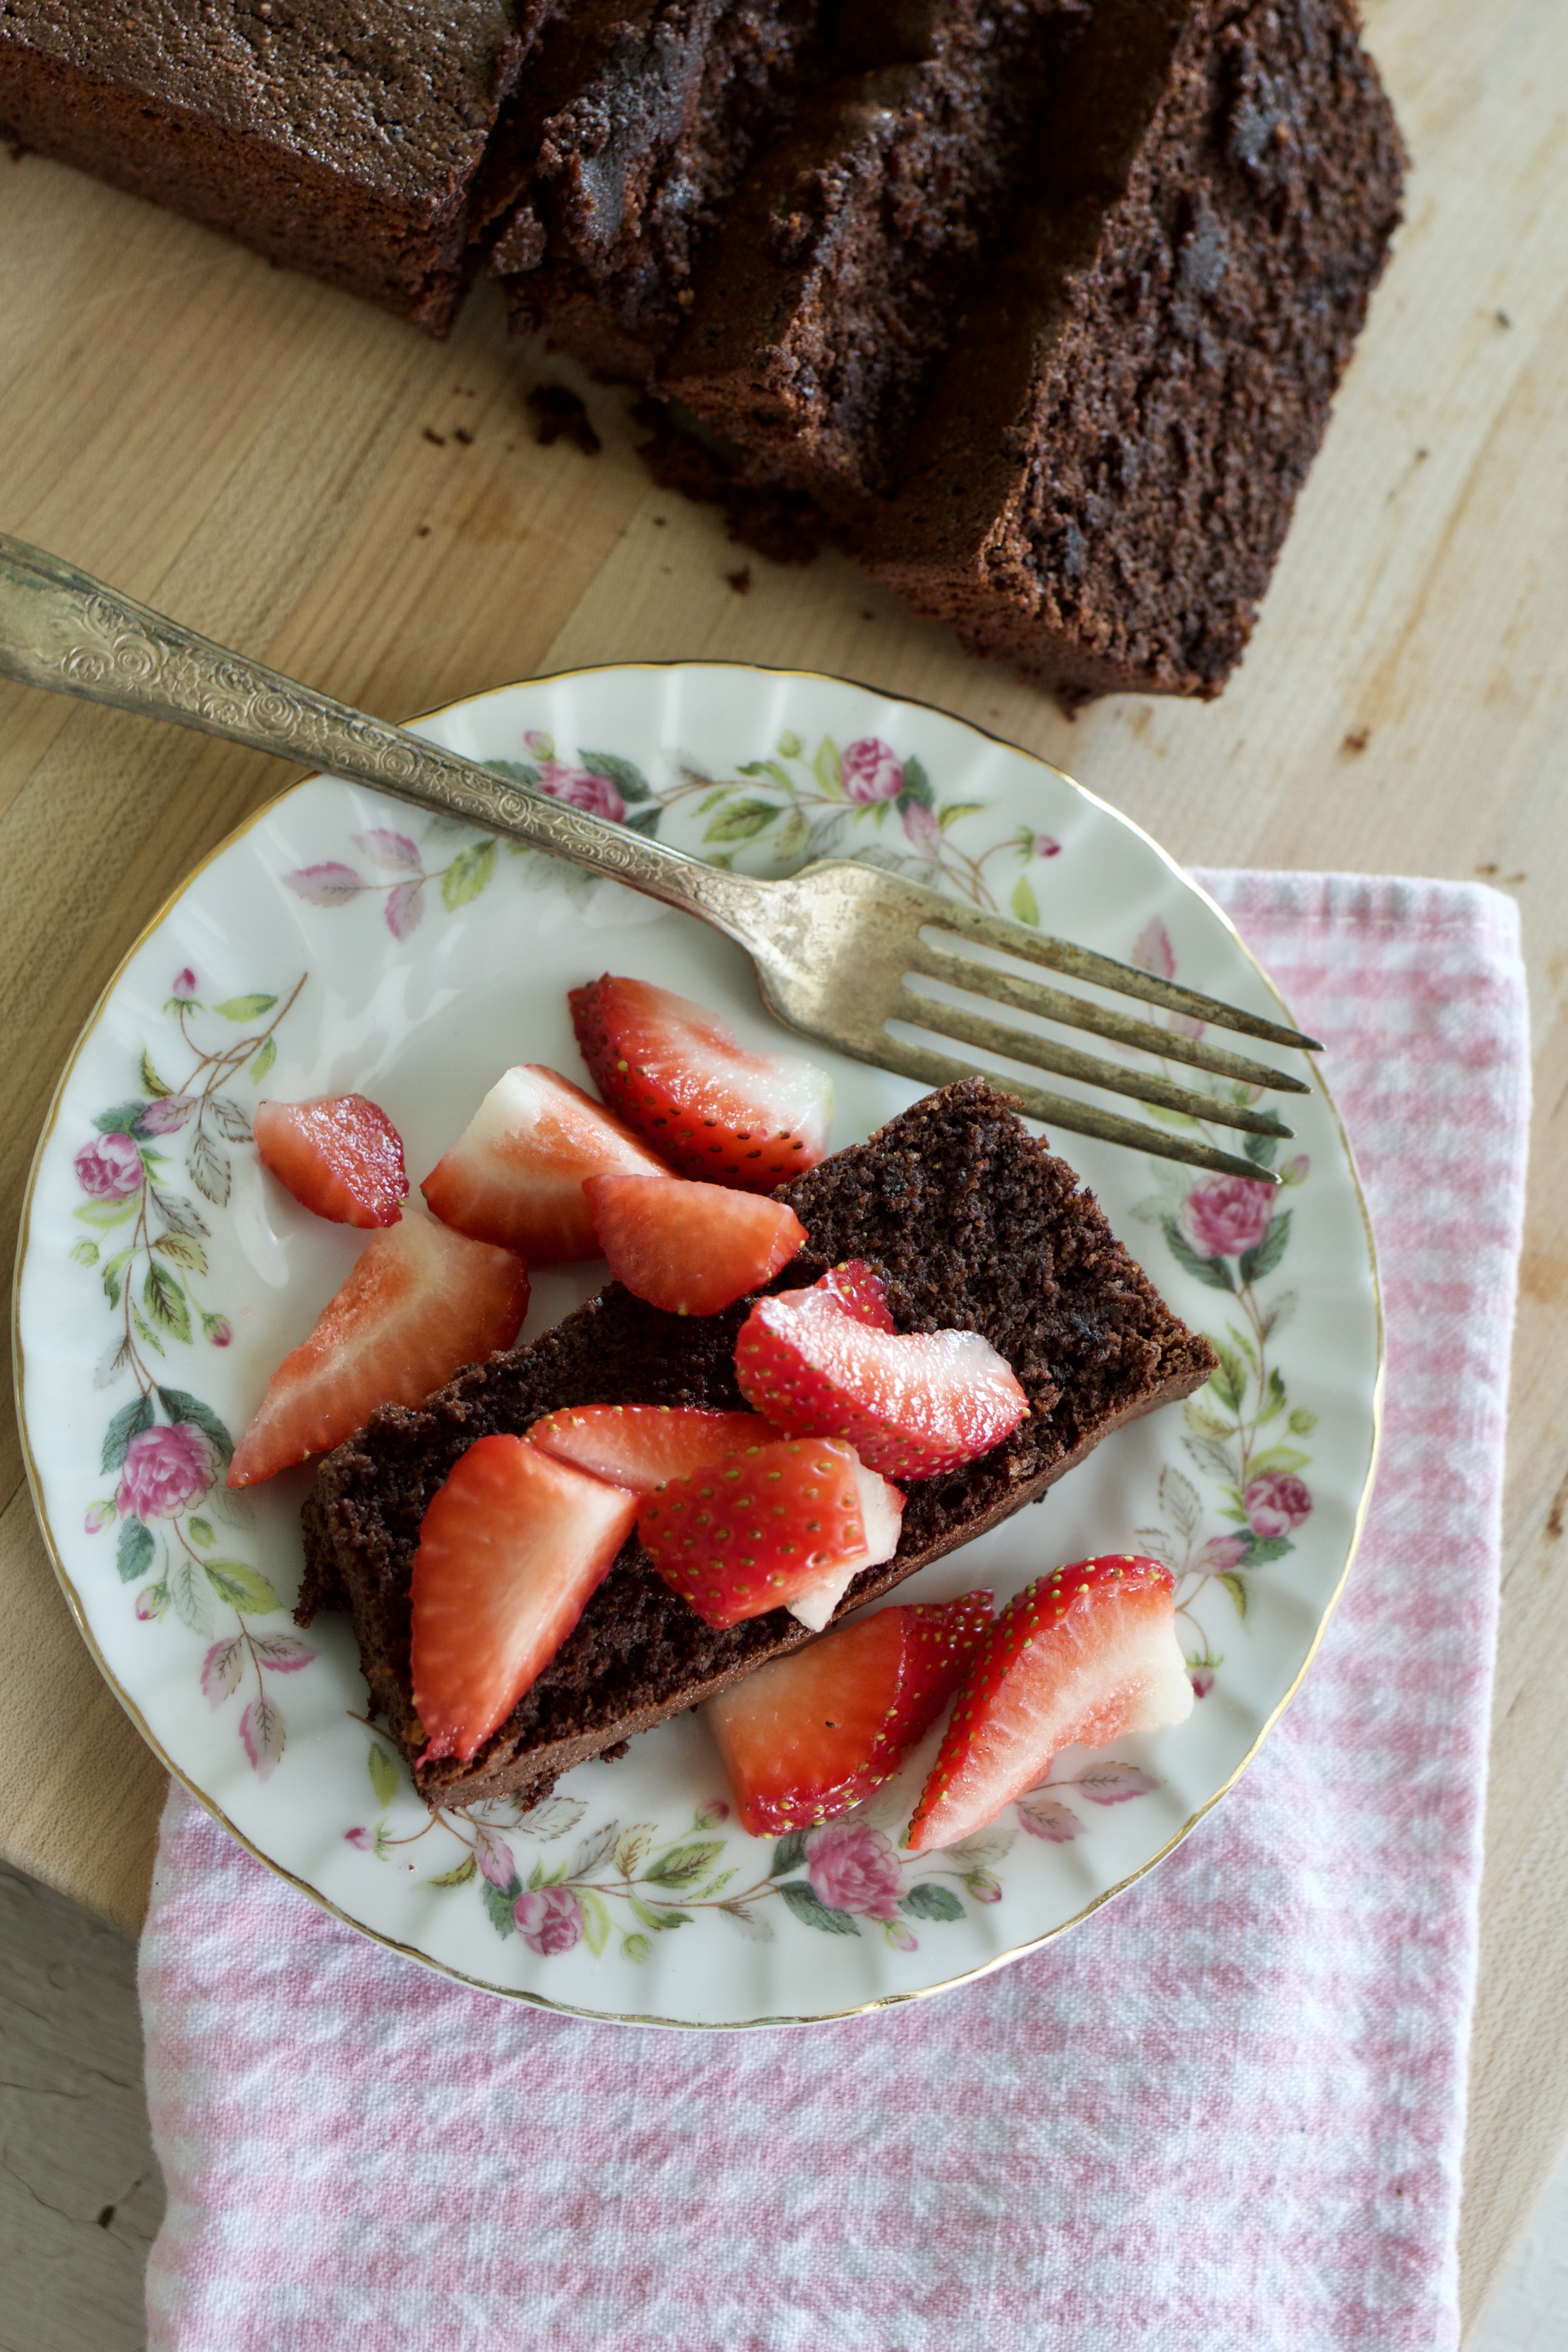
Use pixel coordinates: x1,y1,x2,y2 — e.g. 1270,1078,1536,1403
139,872,1532,2352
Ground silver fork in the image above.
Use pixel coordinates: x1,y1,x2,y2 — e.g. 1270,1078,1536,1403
0,534,1316,1185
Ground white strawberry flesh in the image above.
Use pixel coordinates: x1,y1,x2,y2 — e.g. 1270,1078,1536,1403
788,1457,905,1630
422,1063,667,1262
735,1284,1027,1480
637,1434,903,1631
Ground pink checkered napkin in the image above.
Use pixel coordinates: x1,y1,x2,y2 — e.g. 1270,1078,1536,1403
139,873,1530,2352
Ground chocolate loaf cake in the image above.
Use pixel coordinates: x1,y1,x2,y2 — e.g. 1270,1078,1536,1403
4,0,1402,707
0,0,554,331
299,1080,1217,1812
490,0,820,381
659,0,1086,521
866,0,1406,702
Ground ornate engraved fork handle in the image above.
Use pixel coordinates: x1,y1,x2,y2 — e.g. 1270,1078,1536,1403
0,534,765,939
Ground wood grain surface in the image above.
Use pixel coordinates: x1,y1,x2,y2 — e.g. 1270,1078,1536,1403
0,0,1563,2334
0,1865,162,2352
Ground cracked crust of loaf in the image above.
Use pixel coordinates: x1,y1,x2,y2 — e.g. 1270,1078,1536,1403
297,1080,1216,1810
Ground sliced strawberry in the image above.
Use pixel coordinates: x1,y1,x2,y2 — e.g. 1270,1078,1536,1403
254,1094,409,1228
584,1172,807,1316
785,1454,905,1630
733,1285,1027,1480
812,1259,896,1330
525,1403,774,1491
907,1555,1194,1852
882,1589,996,1750
637,1435,903,1631
422,1064,667,1262
569,974,833,1192
227,1211,529,1485
411,1435,638,1767
705,1591,995,1835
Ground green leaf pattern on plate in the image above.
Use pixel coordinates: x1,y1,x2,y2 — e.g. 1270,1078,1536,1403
71,972,315,1782
1126,921,1315,1684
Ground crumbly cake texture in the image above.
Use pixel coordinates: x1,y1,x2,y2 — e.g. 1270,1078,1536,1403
866,0,1406,704
661,0,1088,521
490,0,820,380
299,1080,1217,1812
0,0,551,331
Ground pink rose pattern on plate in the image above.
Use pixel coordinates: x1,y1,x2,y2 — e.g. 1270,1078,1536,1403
75,1131,146,1200
73,970,315,1783
286,729,1068,936
341,1766,1071,1960
341,1743,1180,1959
117,1422,214,1521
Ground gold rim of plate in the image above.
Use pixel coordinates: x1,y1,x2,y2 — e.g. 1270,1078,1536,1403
10,658,1385,2029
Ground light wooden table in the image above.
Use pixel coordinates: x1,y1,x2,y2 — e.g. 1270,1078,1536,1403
1,0,1563,2333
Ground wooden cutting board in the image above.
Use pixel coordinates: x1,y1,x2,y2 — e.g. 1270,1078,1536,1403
0,0,1563,2332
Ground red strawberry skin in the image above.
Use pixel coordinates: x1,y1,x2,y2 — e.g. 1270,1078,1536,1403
422,1064,666,1261
254,1094,409,1228
882,1590,995,1752
638,1435,886,1630
569,974,832,1192
584,1172,806,1316
525,1403,774,1491
907,1555,1193,1852
412,1435,638,1766
734,1287,1027,1480
813,1259,896,1331
705,1592,994,1834
228,1211,529,1485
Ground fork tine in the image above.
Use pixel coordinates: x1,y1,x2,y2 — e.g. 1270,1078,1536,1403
853,1033,1282,1183
908,939,1311,1095
893,991,1294,1137
918,899,1322,1052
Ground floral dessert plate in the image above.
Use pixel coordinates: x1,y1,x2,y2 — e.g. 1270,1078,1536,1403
15,662,1381,2029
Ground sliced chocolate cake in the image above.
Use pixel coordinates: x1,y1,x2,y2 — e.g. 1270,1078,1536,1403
866,0,1406,702
490,0,821,381
4,0,1402,705
657,0,1088,520
299,1081,1217,1812
0,0,554,332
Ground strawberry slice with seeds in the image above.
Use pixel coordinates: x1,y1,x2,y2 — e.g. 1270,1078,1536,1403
811,1259,896,1330
734,1284,1027,1480
784,1449,906,1630
705,1592,995,1835
637,1435,903,1631
227,1210,529,1485
412,1435,639,1767
254,1094,409,1228
907,1555,1194,1852
881,1590,996,1750
584,1171,807,1315
569,974,832,1191
525,1403,774,1491
422,1064,667,1261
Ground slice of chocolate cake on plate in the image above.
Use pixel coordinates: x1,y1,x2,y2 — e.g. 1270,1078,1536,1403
299,1080,1216,1812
